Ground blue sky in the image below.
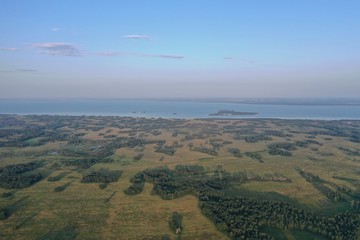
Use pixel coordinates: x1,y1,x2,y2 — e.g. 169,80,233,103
0,0,359,98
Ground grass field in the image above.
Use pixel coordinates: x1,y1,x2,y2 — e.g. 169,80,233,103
1,115,360,239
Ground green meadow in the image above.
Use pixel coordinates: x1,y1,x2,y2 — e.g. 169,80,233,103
0,115,360,239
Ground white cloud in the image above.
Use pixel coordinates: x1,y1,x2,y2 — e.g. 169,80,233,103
223,57,235,60
0,47,18,51
123,35,151,40
0,68,37,73
96,51,128,56
17,68,37,72
97,51,183,59
32,42,81,56
142,53,184,59
223,57,256,63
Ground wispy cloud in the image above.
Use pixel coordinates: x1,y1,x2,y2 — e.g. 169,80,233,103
223,57,256,63
223,57,236,60
0,68,37,73
143,54,184,59
123,35,152,40
0,47,18,51
51,27,61,32
17,68,37,72
96,51,128,57
32,42,81,56
97,51,184,59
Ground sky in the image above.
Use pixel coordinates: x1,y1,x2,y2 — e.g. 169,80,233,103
0,0,359,99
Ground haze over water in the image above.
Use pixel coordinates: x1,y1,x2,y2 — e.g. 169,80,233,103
1,99,360,120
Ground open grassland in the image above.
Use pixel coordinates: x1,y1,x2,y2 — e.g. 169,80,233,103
1,115,360,239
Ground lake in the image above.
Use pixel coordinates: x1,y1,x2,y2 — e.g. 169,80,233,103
1,99,360,120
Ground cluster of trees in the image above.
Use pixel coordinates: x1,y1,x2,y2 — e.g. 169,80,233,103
267,142,296,156
225,127,256,136
268,148,293,156
81,169,122,183
0,208,11,220
110,137,148,149
155,145,176,156
54,182,72,192
244,173,291,183
338,147,360,156
0,196,28,221
351,200,360,209
129,166,200,199
103,137,168,159
227,148,242,158
295,139,322,148
199,188,360,240
296,168,342,202
172,141,183,148
209,138,223,149
243,135,272,143
133,153,144,161
0,161,43,189
0,126,46,147
174,165,205,176
263,130,289,137
169,211,183,235
295,140,310,148
214,170,291,184
191,146,218,156
98,183,108,189
1,191,14,198
126,164,360,239
0,161,40,175
183,133,207,141
60,136,162,167
245,152,263,162
0,172,43,189
304,121,360,143
0,116,26,128
60,136,175,170
0,117,70,148
127,165,292,199
350,136,360,143
305,139,322,145
124,172,145,195
268,142,296,151
226,127,284,143
142,166,174,182
103,134,117,139
151,130,162,136
48,172,69,182
63,158,107,170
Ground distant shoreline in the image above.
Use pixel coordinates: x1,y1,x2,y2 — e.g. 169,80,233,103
1,99,360,120
1,113,360,122
209,110,258,116
148,98,360,107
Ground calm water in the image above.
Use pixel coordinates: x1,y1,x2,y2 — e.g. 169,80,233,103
1,99,360,120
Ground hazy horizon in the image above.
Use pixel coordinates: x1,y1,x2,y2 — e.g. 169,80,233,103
1,1,360,98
